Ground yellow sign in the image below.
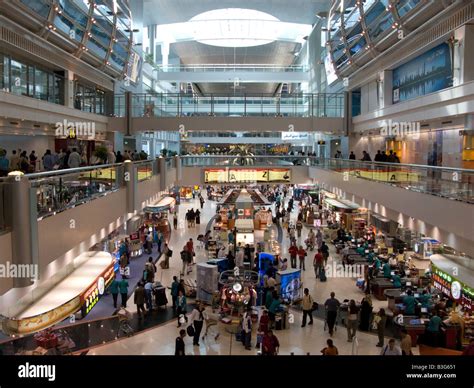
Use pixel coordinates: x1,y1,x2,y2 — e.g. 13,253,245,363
352,170,419,183
268,169,291,182
205,169,228,183
204,168,291,183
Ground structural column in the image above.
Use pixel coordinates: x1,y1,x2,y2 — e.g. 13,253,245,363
124,161,137,214
7,172,38,287
175,155,182,182
64,70,75,109
159,157,166,191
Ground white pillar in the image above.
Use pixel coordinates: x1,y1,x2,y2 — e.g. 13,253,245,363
454,24,474,86
161,42,170,71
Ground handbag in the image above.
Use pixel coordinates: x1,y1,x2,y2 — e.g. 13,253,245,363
312,301,319,311
186,325,195,337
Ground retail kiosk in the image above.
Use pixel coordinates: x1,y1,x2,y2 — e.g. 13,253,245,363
1,252,115,336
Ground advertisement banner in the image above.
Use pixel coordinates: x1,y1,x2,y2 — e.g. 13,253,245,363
268,169,291,182
204,168,291,183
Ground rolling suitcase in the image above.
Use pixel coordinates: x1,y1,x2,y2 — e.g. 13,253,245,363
320,268,327,282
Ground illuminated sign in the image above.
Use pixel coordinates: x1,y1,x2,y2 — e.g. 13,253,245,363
81,263,115,316
204,168,291,183
432,264,473,311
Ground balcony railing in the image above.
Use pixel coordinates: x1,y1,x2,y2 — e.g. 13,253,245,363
114,93,345,118
180,155,474,204
154,64,309,72
0,158,175,225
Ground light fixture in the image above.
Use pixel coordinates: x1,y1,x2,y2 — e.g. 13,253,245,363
232,282,242,292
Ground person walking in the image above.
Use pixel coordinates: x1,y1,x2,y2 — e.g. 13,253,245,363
375,308,387,347
241,307,253,350
297,246,307,270
189,303,206,346
359,296,373,331
320,241,329,266
301,288,314,327
295,219,303,238
346,299,359,342
288,242,298,269
199,194,205,209
119,275,129,308
161,243,172,269
321,339,339,355
195,209,200,225
176,290,188,327
144,280,153,312
175,329,186,356
324,292,341,336
262,330,280,355
134,282,146,319
313,249,324,279
173,212,178,230
109,274,119,308
171,276,179,309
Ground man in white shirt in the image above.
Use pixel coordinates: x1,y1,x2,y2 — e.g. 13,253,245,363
381,339,402,355
267,276,276,289
236,247,244,268
188,303,207,346
241,307,253,350
68,147,82,168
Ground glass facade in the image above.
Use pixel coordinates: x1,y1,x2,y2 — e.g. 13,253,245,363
19,0,135,76
74,82,107,115
0,53,64,104
327,0,423,71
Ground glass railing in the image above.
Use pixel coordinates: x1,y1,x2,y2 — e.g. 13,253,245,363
180,155,474,203
113,93,345,118
0,158,175,225
29,163,123,218
0,181,7,232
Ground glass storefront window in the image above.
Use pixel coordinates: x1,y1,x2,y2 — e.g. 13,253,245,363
364,1,388,27
59,0,89,29
20,0,51,18
34,68,48,100
10,59,28,97
0,54,8,91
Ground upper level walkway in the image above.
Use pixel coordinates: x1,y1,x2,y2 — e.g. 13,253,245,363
154,64,310,83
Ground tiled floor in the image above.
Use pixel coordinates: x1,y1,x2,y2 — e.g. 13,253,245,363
89,191,418,356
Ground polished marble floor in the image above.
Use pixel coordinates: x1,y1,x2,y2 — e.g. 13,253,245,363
89,191,418,356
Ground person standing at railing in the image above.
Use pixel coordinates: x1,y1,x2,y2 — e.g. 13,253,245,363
43,150,54,171
361,151,371,162
374,150,383,162
386,150,395,163
107,149,115,164
349,151,356,160
115,151,124,163
9,150,20,171
0,150,9,177
68,148,81,168
393,152,400,163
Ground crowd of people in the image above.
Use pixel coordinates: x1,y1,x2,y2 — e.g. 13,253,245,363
336,149,401,163
0,147,149,175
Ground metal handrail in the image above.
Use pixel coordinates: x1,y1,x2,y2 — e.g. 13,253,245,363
0,159,168,181
180,155,474,173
